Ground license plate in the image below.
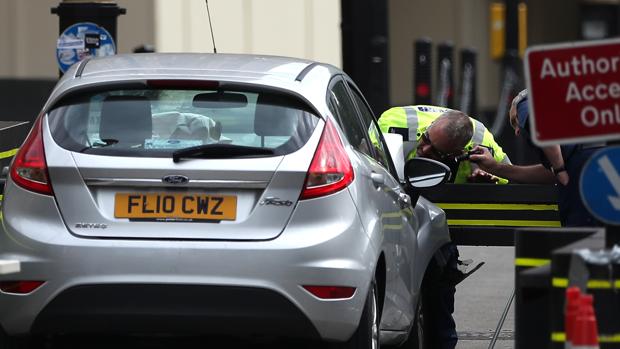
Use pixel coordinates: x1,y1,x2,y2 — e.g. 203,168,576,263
115,193,237,221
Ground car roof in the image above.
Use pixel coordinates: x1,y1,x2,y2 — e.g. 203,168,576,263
45,53,343,114
79,53,319,79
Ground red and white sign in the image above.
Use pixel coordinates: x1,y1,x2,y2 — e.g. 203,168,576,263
525,38,620,146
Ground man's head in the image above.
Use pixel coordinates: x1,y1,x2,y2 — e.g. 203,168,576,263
417,110,473,161
509,89,529,136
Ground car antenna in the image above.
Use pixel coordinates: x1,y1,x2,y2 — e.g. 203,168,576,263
205,0,217,53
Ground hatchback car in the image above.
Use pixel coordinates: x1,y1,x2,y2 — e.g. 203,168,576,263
0,53,451,348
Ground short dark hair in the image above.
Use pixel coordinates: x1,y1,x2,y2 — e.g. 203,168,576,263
432,110,473,149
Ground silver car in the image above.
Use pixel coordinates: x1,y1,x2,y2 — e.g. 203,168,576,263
0,53,451,348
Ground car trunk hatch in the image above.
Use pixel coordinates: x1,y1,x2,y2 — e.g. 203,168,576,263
48,153,308,240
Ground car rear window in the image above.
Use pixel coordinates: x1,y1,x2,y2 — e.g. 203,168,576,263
47,87,319,157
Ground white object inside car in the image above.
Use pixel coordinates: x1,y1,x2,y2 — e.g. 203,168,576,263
382,132,405,181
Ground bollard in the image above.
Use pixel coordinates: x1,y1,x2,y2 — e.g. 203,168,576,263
413,38,433,105
459,48,478,117
514,227,601,349
436,42,455,108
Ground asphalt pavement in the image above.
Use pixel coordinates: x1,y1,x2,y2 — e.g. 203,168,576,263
454,246,515,349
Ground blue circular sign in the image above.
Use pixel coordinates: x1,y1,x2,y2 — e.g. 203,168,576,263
580,146,620,225
56,22,116,73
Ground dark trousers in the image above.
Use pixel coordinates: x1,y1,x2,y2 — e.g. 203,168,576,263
423,242,459,349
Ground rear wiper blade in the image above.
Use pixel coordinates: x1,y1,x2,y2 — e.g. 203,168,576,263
172,143,274,163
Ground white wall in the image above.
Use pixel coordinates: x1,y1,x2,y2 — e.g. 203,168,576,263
154,0,342,67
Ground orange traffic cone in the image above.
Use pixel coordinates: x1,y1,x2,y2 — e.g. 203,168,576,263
572,294,599,349
565,286,581,349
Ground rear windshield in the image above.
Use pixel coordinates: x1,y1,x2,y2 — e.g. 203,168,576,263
47,88,319,157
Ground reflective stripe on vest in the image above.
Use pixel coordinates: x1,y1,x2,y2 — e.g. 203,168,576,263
403,106,418,157
471,119,485,146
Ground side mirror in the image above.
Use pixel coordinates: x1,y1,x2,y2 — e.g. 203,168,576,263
404,157,451,188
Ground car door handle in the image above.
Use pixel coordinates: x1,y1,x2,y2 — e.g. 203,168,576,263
398,192,412,208
370,172,385,187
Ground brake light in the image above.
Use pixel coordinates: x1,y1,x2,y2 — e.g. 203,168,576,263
146,80,219,89
10,116,53,195
302,285,356,299
299,120,354,200
0,281,45,294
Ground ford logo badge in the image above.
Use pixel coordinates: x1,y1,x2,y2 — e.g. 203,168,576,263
162,175,189,185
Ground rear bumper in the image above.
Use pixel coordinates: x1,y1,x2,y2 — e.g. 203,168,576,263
31,284,321,339
0,185,377,341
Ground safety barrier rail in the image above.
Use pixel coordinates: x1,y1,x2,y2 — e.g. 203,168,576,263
420,183,561,246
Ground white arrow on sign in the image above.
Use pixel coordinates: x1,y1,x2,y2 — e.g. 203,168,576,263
598,155,620,210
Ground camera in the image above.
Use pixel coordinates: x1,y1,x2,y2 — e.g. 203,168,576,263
455,144,494,162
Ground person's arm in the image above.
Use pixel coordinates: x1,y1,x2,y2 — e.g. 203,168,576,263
541,145,569,185
469,146,556,184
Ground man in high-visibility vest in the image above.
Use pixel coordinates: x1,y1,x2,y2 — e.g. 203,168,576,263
378,105,511,183
378,105,508,349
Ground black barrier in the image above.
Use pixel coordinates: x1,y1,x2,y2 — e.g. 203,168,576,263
420,183,561,246
514,227,602,349
459,48,478,116
0,121,31,197
550,236,620,348
413,38,433,105
436,42,454,108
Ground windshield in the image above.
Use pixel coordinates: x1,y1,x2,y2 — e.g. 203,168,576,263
47,87,319,158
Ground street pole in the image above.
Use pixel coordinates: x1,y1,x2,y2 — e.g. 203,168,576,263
51,0,126,77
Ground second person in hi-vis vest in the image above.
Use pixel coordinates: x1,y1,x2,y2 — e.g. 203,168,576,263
378,105,511,184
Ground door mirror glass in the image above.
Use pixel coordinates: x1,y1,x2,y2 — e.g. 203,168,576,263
404,157,451,188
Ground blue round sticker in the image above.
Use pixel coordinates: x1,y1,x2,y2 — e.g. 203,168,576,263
580,146,620,225
56,22,116,73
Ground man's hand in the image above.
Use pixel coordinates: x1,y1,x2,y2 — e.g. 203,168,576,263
468,146,497,172
467,168,499,183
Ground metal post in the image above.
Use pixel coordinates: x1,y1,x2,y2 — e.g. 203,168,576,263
459,48,477,117
488,288,515,349
413,38,433,105
436,42,454,108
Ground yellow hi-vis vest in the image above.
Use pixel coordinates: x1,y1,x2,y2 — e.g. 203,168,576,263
378,105,511,184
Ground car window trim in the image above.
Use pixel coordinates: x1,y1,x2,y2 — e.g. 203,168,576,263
341,78,400,180
326,76,376,158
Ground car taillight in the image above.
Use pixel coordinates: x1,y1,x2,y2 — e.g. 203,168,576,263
0,281,45,294
299,119,354,200
302,285,356,299
10,116,53,195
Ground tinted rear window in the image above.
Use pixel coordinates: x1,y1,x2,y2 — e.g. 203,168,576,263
47,88,319,157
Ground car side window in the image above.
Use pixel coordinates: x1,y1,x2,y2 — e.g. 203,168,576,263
328,80,373,157
346,83,393,171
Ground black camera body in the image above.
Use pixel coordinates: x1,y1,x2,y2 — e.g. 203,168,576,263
455,145,495,162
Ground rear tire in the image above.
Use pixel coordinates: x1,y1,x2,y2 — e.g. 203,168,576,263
333,280,379,349
398,292,426,349
0,330,41,349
